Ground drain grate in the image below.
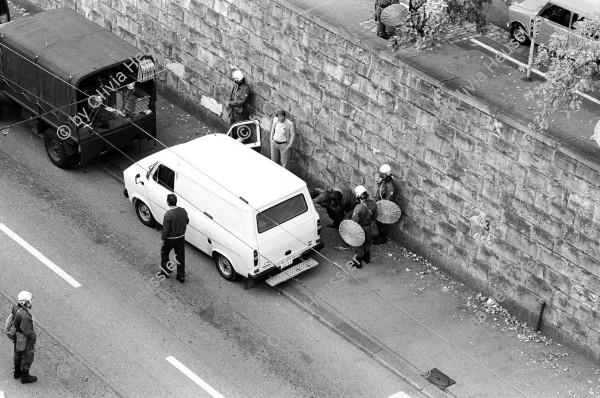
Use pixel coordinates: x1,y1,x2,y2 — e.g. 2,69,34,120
422,368,456,390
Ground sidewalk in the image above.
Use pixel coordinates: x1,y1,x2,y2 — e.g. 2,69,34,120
277,205,600,398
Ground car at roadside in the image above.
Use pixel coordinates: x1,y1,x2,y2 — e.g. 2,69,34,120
508,0,599,46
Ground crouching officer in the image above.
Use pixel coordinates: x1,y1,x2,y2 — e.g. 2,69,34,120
351,186,378,269
374,163,397,245
13,291,37,383
324,187,356,229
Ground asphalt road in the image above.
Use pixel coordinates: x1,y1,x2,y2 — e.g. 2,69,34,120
0,103,422,398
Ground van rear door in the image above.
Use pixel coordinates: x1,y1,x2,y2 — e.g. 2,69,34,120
255,193,317,268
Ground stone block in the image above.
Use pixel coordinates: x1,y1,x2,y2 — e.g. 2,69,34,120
553,150,579,175
568,192,595,218
548,199,576,225
488,134,520,161
424,149,449,173
506,227,538,257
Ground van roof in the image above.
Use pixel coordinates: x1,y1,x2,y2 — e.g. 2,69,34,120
164,134,307,211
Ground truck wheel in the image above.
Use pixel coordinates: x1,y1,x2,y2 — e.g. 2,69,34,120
135,199,156,227
214,253,237,281
44,129,69,168
510,23,530,45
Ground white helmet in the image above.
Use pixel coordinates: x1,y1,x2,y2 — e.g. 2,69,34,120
379,164,392,176
18,291,32,304
232,70,244,81
354,185,367,198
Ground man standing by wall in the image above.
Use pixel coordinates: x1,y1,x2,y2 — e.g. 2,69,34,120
373,163,397,245
225,70,251,126
270,108,295,170
13,291,37,384
351,186,378,269
159,194,189,283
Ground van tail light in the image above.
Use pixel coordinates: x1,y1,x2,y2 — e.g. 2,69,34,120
254,250,259,267
317,218,321,236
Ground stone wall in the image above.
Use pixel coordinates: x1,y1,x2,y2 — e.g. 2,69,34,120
31,0,600,359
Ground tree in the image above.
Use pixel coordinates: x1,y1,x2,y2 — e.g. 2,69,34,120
526,15,600,131
392,0,513,50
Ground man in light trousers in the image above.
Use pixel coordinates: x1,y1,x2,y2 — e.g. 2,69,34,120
270,109,295,170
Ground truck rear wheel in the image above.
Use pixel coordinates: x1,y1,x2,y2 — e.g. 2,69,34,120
44,128,70,168
214,253,237,281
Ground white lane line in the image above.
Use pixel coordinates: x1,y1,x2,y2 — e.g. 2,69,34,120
470,38,600,107
387,392,413,398
166,356,225,398
0,223,81,288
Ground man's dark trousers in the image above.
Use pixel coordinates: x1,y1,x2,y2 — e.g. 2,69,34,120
161,237,185,278
14,336,36,373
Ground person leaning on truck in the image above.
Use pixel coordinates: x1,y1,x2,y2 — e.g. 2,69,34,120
270,108,296,170
159,194,189,284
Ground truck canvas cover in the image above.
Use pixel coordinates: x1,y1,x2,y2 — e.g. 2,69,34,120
0,7,142,124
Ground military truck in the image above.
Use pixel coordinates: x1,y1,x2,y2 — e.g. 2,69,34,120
0,7,157,167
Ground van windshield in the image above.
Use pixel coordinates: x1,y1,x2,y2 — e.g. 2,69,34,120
257,194,308,233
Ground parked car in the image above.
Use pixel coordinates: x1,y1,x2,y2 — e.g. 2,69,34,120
508,0,600,46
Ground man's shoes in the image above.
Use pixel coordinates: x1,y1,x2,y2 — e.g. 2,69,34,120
363,252,371,264
176,276,185,284
21,370,37,384
377,32,391,40
14,368,22,379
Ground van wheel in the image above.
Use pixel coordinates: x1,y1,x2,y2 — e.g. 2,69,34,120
215,254,237,281
135,199,156,227
44,129,69,168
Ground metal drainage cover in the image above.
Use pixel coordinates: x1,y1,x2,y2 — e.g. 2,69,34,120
422,368,456,390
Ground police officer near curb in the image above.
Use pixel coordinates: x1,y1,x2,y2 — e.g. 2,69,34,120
12,291,37,384
351,186,378,269
373,164,397,245
159,194,189,283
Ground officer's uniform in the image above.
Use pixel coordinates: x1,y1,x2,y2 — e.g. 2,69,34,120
351,198,378,267
374,176,397,244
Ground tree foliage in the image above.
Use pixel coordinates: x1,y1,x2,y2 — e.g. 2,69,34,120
393,0,513,49
527,15,600,131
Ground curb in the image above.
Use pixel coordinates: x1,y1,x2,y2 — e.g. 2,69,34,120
276,280,458,398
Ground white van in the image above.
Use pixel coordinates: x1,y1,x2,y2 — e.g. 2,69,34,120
123,133,323,283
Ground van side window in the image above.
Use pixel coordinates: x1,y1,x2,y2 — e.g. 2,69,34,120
540,5,571,28
257,194,308,233
153,164,175,191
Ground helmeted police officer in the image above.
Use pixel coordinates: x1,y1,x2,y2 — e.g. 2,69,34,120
351,185,378,269
13,291,37,384
374,164,397,245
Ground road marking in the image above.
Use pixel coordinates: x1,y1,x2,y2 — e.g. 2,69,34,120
166,356,225,398
470,38,600,107
0,223,81,288
387,392,413,398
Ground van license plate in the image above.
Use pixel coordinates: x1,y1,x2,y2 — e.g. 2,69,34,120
278,258,292,269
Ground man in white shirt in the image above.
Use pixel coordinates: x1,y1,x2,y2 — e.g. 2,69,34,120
270,109,295,170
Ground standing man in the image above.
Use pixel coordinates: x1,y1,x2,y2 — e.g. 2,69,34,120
13,291,37,384
373,163,397,245
351,186,378,269
225,70,251,126
159,194,189,283
270,108,295,170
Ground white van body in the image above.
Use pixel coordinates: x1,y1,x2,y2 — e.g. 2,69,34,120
123,134,322,281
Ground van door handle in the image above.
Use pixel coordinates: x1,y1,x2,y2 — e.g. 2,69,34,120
285,250,291,255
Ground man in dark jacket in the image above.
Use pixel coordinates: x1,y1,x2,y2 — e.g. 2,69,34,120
159,194,189,283
226,70,251,126
13,291,37,383
351,186,378,269
324,187,356,229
